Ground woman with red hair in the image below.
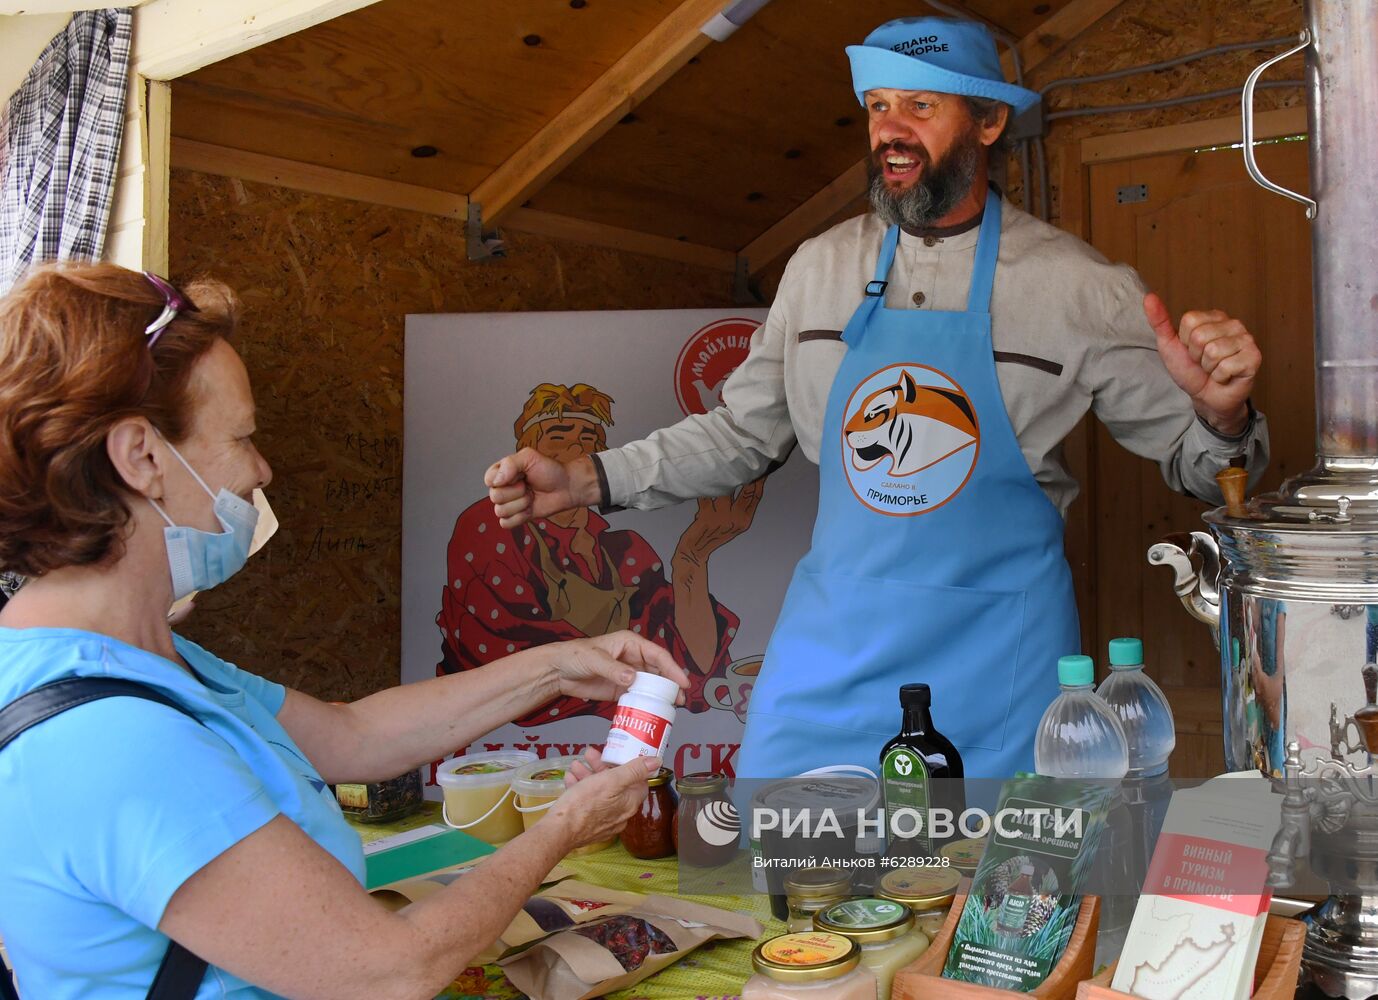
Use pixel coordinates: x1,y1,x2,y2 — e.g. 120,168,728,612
0,263,686,999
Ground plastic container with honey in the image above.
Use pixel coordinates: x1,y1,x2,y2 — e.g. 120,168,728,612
784,867,853,933
509,755,617,856
813,898,929,1000
876,866,960,940
742,932,878,1000
436,749,535,845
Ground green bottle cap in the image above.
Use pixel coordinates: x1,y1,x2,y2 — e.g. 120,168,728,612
1058,655,1095,686
1108,638,1144,667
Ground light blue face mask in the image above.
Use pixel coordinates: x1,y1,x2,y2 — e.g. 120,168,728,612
148,436,260,602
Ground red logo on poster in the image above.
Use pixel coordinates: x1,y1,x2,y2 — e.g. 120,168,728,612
674,318,761,416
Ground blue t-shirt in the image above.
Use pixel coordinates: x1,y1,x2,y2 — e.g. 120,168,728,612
0,627,365,998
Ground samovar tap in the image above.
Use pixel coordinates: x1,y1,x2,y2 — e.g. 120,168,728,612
1267,741,1313,888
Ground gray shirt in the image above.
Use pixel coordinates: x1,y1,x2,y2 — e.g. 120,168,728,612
596,199,1269,516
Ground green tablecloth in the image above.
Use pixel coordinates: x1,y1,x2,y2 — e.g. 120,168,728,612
348,805,785,1000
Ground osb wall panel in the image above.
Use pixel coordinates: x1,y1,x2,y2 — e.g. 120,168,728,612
1033,0,1304,222
168,170,734,701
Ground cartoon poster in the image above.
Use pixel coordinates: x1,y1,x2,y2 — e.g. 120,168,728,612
401,309,818,793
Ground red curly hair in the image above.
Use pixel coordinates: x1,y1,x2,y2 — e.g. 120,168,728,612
0,262,238,578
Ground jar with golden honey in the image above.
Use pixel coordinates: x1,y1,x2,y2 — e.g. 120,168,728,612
813,899,929,1000
785,867,853,933
742,932,878,1000
877,865,960,941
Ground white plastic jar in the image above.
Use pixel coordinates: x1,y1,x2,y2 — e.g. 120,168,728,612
601,671,679,765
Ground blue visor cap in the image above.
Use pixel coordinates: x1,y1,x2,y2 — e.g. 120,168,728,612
846,17,1040,115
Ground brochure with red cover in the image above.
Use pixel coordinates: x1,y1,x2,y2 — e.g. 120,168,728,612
1111,775,1279,1000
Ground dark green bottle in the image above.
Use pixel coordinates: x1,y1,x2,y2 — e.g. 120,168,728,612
880,683,965,858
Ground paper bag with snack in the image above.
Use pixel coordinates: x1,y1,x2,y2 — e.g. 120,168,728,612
498,895,763,1000
375,875,647,965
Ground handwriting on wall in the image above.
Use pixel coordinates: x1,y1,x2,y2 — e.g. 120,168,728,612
344,432,401,470
324,475,400,510
304,433,402,560
306,527,372,561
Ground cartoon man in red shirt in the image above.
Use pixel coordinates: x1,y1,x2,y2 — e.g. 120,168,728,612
436,382,761,724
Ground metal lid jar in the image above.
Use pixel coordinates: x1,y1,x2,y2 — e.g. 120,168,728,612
877,865,960,939
813,899,929,999
784,866,852,933
744,932,876,998
674,771,736,867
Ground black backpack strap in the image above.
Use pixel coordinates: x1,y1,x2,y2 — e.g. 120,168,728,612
0,677,190,751
146,942,209,1000
0,677,210,999
0,953,19,1000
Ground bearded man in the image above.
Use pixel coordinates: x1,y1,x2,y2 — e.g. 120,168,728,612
484,17,1269,780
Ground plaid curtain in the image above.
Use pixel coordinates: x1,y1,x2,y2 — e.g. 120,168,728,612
0,9,132,295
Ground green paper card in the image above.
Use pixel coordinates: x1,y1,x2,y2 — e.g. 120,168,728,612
363,824,494,889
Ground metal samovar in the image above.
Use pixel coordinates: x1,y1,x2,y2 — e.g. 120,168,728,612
1147,2,1378,995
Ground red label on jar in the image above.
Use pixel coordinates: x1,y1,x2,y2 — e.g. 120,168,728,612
609,704,670,750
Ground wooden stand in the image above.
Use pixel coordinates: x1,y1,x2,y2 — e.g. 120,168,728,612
1075,914,1306,1000
892,891,1101,1000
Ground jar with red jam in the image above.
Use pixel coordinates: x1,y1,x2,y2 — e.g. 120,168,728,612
623,766,677,859
674,771,737,867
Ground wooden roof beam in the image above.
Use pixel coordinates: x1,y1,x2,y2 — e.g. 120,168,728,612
171,139,734,272
1007,0,1129,77
132,0,387,80
469,0,730,229
107,0,388,272
173,138,469,218
743,0,1131,276
739,162,867,281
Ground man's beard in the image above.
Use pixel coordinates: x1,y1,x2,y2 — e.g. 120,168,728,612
867,126,982,229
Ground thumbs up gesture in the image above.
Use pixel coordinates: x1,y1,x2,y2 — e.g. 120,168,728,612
1145,292,1261,436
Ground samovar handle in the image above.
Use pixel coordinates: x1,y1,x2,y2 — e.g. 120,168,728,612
1147,532,1222,628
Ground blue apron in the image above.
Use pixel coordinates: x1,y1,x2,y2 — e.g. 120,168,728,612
738,194,1078,780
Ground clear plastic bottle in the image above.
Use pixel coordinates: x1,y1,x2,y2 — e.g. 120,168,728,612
1036,655,1132,971
1034,655,1129,779
1095,638,1175,778
1096,639,1176,970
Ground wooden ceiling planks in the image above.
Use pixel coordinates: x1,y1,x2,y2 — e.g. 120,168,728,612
168,0,1085,257
171,0,686,194
958,0,1081,47
524,0,900,251
521,0,1079,251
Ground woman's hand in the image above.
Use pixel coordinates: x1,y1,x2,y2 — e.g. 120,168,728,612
542,630,691,705
548,755,658,850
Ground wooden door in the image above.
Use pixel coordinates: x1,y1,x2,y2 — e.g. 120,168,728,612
1079,137,1314,777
